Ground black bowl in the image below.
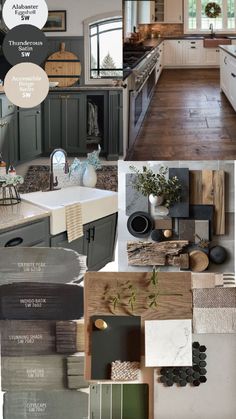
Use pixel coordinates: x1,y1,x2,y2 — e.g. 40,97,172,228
127,211,154,238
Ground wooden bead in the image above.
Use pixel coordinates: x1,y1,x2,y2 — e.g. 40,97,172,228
164,229,172,238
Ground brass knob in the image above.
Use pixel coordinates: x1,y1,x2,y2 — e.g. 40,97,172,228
95,319,108,330
164,229,172,238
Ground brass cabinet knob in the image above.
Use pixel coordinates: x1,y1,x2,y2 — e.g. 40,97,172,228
95,319,108,330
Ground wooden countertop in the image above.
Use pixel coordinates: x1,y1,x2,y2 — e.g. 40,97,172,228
0,201,50,231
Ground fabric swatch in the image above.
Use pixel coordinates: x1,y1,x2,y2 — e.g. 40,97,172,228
193,308,236,333
193,288,236,308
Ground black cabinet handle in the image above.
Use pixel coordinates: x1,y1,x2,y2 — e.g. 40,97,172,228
5,237,23,247
231,73,236,78
191,46,196,49
224,57,227,64
85,229,90,243
90,227,95,241
191,41,196,44
36,111,40,114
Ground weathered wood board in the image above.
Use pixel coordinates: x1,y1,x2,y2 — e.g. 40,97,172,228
189,170,225,235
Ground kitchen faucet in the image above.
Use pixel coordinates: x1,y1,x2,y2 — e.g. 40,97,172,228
209,23,215,38
49,148,69,191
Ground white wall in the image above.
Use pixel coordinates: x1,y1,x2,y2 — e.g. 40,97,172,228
46,0,122,36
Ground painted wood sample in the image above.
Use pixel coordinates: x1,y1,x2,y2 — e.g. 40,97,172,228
89,384,149,419
1,355,67,391
189,170,225,235
126,174,149,216
0,247,86,285
91,315,141,380
145,320,192,367
154,218,173,230
169,168,189,218
127,241,189,267
67,356,88,389
0,320,84,356
3,390,89,419
84,272,192,380
0,283,83,320
189,205,214,238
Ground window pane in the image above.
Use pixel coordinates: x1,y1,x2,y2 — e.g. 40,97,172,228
188,0,197,30
90,35,98,78
98,21,122,33
90,26,97,36
99,29,122,76
228,0,235,29
201,0,223,30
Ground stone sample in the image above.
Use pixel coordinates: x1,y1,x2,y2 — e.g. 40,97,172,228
126,174,149,216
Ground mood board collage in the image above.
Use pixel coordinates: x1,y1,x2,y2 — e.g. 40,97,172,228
0,0,235,418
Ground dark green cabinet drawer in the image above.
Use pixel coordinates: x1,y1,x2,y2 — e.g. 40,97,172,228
0,113,18,166
0,218,50,247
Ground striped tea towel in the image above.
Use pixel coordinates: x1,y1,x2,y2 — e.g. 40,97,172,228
65,203,83,243
223,273,236,287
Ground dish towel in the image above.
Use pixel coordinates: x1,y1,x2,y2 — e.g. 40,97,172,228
65,203,83,243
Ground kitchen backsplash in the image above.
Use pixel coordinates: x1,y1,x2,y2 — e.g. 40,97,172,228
139,23,184,38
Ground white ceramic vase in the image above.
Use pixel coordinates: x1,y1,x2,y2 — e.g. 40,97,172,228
149,194,164,206
83,164,97,188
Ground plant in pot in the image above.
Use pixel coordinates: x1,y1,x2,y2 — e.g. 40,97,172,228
130,166,182,208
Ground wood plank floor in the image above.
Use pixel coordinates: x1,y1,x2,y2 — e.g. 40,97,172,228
127,69,236,161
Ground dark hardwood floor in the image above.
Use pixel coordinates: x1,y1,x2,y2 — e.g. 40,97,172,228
127,68,236,161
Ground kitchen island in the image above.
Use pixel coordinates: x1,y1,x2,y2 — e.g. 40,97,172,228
220,45,236,112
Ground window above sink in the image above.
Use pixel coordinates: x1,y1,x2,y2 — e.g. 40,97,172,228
184,0,236,33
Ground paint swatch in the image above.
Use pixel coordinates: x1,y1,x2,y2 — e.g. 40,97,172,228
3,390,89,419
0,320,85,356
67,356,88,389
0,283,84,320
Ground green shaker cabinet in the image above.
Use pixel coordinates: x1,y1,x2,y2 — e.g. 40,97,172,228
0,113,18,166
50,213,117,271
19,107,42,162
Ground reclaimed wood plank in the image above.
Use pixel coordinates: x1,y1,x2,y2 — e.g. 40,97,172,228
127,241,189,266
213,170,225,235
189,171,202,205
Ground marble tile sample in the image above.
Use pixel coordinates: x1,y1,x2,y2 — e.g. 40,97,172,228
169,168,189,218
145,320,192,367
126,174,149,216
153,334,236,419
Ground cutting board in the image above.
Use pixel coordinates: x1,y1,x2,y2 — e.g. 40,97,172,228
45,42,81,87
189,170,225,235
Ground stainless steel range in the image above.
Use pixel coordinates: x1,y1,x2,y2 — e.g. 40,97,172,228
125,45,160,149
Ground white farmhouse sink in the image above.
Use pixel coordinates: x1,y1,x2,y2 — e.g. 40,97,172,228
21,186,118,235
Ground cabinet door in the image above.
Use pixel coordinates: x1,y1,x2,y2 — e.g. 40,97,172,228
165,0,182,23
108,91,122,160
19,107,41,162
184,41,203,66
164,41,177,66
50,224,89,256
204,49,218,66
138,1,156,24
220,51,230,95
63,94,86,154
43,95,64,154
87,213,117,271
0,113,18,166
228,57,236,111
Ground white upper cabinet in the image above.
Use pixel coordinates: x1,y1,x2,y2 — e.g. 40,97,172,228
164,0,183,23
138,1,156,24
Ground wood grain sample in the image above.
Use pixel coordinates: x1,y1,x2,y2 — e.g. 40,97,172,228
0,247,86,285
0,283,83,320
1,356,67,391
91,315,141,380
169,168,189,218
84,272,192,380
3,391,89,419
127,241,189,267
189,170,225,235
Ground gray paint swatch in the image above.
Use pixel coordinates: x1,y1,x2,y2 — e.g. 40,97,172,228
0,247,86,285
3,390,89,419
126,174,149,216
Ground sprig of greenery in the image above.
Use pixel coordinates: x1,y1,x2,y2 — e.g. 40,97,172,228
129,166,182,208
